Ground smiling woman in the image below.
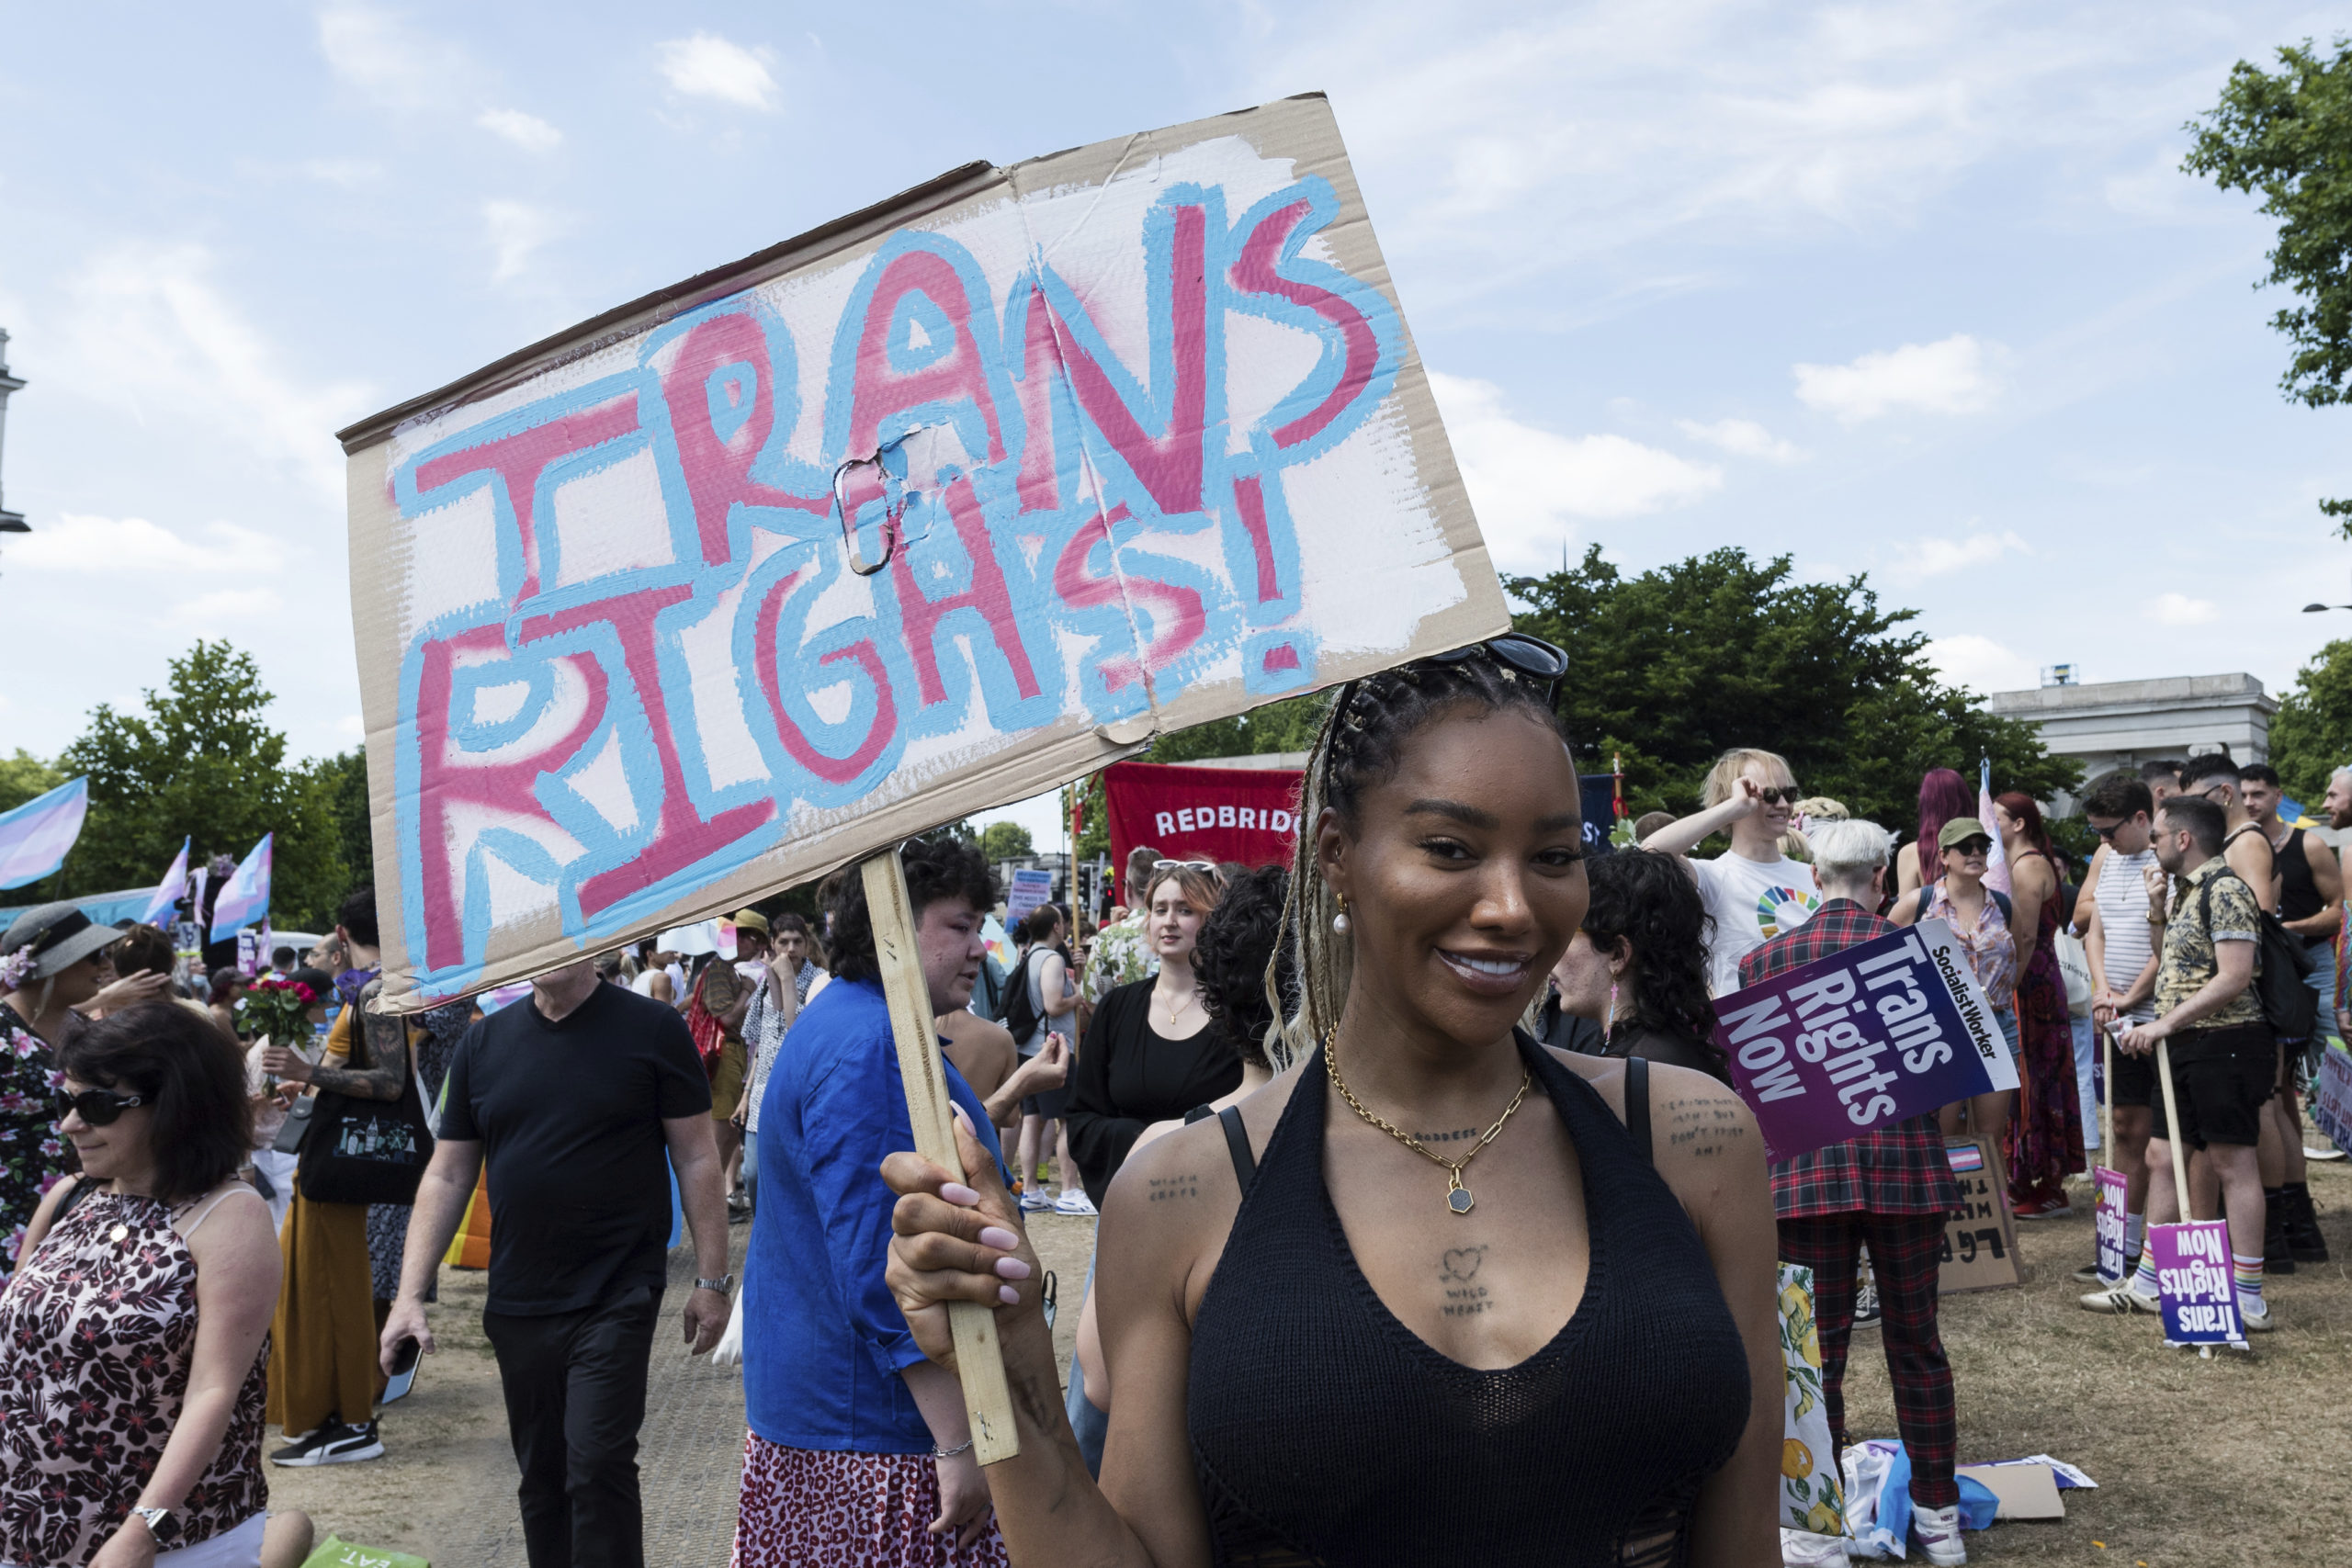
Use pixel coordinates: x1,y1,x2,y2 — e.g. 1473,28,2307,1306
881,635,1785,1568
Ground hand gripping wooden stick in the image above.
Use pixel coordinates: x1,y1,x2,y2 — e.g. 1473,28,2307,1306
861,849,1021,1464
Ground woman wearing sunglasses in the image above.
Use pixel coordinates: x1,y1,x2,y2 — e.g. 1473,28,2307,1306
880,637,1781,1566
1893,818,2018,1147
1643,748,1823,997
1,1001,314,1568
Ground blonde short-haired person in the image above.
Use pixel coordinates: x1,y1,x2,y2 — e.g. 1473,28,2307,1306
1641,749,1824,997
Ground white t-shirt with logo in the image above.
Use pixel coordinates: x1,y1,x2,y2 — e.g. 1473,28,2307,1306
1693,851,1822,997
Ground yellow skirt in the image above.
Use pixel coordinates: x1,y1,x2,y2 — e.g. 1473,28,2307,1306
266,1188,380,1435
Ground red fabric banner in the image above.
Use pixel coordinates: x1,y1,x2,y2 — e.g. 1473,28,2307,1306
1104,761,1305,889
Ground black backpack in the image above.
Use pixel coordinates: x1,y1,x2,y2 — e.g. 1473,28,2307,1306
1000,948,1044,1045
2197,870,2320,1042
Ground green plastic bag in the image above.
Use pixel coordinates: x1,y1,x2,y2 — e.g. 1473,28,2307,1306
300,1535,431,1568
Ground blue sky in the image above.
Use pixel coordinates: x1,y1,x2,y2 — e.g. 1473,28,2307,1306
2,2,2346,852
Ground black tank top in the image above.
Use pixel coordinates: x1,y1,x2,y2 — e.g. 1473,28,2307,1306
2273,825,2324,931
1186,1033,1750,1567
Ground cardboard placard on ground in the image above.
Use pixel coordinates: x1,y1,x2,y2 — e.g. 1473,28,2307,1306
1938,1138,2022,1295
1955,1463,2064,1520
2093,1166,2129,1283
339,93,1506,1010
2313,1044,2352,1156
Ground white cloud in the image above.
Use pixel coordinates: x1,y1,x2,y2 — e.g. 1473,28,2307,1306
53,243,371,500
1887,528,2031,581
2149,592,2219,626
5,513,279,574
482,200,560,284
1792,333,2000,423
316,4,469,109
657,32,779,111
478,108,563,153
1676,417,1805,463
1430,371,1721,571
1926,634,2035,694
170,586,284,629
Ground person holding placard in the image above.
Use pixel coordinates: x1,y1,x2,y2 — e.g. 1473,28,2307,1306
882,637,1783,1567
2081,793,2276,1331
1890,818,2018,1150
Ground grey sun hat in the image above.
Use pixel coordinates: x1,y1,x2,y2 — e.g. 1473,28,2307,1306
1,902,128,982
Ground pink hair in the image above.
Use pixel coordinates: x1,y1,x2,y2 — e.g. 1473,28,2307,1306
1916,768,1972,876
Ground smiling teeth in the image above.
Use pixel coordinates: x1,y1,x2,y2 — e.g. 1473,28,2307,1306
1453,955,1522,976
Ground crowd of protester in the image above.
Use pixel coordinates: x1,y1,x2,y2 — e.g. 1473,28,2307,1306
7,657,2351,1568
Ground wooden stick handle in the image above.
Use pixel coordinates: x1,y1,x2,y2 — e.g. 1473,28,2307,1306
2100,1025,2114,1165
861,850,1021,1465
2154,1037,2193,1222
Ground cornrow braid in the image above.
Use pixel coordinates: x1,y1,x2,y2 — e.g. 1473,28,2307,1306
1270,650,1569,1069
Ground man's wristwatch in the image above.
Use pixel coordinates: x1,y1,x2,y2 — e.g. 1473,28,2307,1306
131,1506,178,1544
695,1274,734,1293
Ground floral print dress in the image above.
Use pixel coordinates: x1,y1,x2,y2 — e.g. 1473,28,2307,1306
0,1001,70,1283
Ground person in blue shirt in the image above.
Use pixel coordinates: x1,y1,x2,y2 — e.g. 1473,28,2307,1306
736,834,1025,1565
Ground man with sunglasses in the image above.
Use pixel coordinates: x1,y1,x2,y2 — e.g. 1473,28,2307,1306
1644,747,1822,997
2072,773,2162,1283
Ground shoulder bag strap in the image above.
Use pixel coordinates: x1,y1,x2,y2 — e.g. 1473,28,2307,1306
1623,1054,1651,1166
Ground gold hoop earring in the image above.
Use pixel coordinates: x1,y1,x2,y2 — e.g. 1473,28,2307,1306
1332,891,1351,934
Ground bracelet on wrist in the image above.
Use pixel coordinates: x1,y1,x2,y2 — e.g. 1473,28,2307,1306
932,1437,974,1459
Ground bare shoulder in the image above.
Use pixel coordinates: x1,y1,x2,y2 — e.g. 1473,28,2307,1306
958,1011,1015,1055
1099,1067,1304,1311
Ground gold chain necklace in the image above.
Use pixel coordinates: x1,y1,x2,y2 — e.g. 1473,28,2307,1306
1324,1028,1532,1216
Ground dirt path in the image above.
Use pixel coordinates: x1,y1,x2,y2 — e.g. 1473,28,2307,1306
266,1167,2351,1565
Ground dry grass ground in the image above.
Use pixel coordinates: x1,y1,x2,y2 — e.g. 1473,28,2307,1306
262,1163,2352,1564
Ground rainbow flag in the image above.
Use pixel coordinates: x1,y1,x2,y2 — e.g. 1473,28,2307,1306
139,838,190,926
0,776,89,890
209,833,273,942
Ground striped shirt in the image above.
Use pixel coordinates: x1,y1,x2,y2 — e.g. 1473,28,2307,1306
2090,845,2160,1022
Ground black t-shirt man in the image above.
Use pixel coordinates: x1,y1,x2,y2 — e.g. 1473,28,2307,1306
440,979,712,1314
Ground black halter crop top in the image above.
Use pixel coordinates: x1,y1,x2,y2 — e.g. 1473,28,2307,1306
1185,1032,1751,1567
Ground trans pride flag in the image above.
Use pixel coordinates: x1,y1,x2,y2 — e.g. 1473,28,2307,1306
0,776,90,889
209,834,273,942
140,837,191,926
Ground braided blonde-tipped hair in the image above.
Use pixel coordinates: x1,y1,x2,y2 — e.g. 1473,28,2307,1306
1265,652,1569,1070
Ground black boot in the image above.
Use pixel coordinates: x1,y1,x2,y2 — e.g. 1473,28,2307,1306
2285,1181,2330,1263
2264,1187,2297,1273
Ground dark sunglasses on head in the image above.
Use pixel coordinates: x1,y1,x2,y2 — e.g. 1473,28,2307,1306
1752,786,1803,807
1423,632,1569,704
58,1087,146,1126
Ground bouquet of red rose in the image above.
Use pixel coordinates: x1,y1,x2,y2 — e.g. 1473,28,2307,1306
241,974,319,1047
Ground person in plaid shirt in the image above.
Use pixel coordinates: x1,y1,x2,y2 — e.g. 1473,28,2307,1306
1739,818,1966,1568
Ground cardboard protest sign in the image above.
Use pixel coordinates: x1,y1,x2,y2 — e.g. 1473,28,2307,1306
1937,1138,2021,1295
2148,1219,2245,1347
1104,759,1304,875
339,94,1507,1010
2093,1166,2130,1283
1004,867,1054,925
1713,919,2020,1163
2313,1044,2352,1157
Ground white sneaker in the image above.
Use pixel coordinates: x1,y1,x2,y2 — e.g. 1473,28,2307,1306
2240,1300,2276,1333
1017,1189,1053,1213
1053,1189,1098,1216
1780,1527,1852,1566
1911,1502,1966,1565
2077,1283,2161,1315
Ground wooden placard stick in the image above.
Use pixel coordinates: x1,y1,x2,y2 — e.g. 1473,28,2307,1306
2100,1024,2114,1164
860,847,1020,1464
2154,1038,2194,1221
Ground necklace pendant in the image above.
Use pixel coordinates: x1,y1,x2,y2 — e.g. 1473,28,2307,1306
1446,1174,1475,1215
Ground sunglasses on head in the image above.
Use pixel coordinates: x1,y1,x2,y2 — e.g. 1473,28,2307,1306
57,1087,146,1127
1153,859,1218,874
1422,632,1569,703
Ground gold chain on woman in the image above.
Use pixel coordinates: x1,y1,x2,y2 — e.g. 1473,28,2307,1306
1323,1027,1532,1216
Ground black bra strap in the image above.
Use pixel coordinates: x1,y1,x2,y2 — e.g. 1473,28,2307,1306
1216,1104,1258,1192
1623,1055,1651,1166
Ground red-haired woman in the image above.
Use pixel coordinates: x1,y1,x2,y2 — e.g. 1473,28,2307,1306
1995,793,2084,1219
1895,768,1974,906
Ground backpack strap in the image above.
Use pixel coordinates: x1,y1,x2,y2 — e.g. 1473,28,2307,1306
1623,1055,1652,1166
1215,1105,1257,1193
1915,886,1933,921
1990,888,2013,925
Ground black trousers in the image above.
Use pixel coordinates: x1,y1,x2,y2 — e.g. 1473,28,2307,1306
481,1282,663,1568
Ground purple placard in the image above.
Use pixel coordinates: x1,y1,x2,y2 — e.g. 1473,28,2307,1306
2094,1167,2129,1283
2148,1220,2244,1346
1713,919,2021,1163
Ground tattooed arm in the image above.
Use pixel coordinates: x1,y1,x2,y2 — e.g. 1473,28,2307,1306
265,978,410,1102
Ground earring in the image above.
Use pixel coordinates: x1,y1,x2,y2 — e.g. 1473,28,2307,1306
1604,980,1619,1045
1332,892,1351,934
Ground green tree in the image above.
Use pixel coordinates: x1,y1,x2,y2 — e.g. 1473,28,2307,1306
318,748,375,894
978,820,1035,862
2267,637,2352,798
1507,547,2078,836
0,750,64,816
2184,39,2352,532
51,641,347,930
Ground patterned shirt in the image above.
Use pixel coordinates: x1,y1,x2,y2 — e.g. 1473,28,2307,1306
1922,880,2016,1003
1740,900,1962,1221
1080,913,1155,1007
2155,857,2263,1029
0,1001,70,1281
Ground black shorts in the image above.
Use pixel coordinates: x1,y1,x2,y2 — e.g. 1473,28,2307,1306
2151,1023,2276,1149
2110,1043,2155,1110
1023,1085,1072,1120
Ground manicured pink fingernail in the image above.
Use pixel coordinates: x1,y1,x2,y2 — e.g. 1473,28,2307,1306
940,1183,980,1207
978,1226,1019,1250
952,1103,976,1132
994,1257,1032,1280
998,1284,1019,1304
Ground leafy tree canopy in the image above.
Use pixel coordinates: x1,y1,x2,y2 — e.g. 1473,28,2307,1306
1507,547,2078,836
2184,38,2352,531
2267,637,2352,799
978,821,1035,862
0,750,64,817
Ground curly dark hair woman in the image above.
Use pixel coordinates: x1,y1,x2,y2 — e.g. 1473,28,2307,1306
824,833,998,985
1547,849,1730,1083
1191,863,1295,1071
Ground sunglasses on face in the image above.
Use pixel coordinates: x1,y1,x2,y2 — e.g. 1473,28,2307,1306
58,1087,146,1127
1752,786,1802,807
2199,784,2233,803
1950,838,1993,856
2091,822,2124,840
